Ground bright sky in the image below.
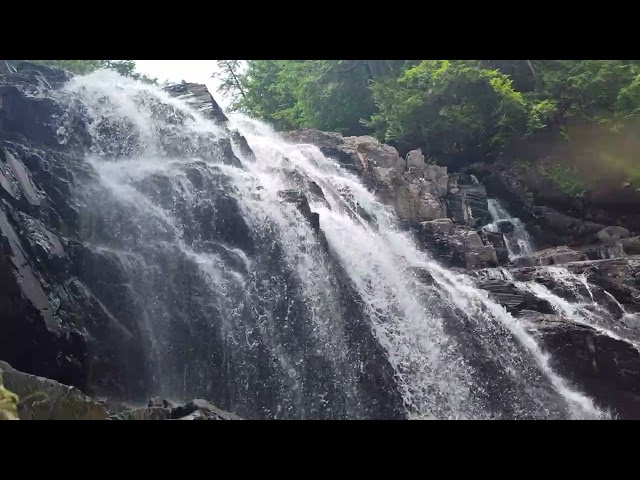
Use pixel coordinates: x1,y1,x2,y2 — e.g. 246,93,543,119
134,60,229,107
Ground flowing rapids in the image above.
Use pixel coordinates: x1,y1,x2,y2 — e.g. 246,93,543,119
485,198,534,260
50,70,605,419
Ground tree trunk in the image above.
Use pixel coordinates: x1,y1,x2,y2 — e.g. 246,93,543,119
224,61,247,100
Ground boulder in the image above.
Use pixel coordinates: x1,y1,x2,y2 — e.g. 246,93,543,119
447,184,491,227
418,165,449,198
621,236,640,255
279,190,320,233
349,136,403,168
597,226,631,243
480,230,510,265
164,81,228,124
511,246,587,267
282,129,345,148
109,397,243,420
0,361,109,420
419,220,499,269
406,148,426,169
170,398,244,420
229,129,255,161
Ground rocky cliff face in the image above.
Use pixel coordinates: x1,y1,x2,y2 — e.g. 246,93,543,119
283,130,501,270
0,64,253,400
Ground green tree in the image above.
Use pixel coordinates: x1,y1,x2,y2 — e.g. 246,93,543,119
216,59,640,177
369,60,550,162
532,60,640,122
213,60,247,110
234,60,380,134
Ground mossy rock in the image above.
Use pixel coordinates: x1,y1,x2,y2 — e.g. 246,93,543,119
0,361,109,420
0,373,19,420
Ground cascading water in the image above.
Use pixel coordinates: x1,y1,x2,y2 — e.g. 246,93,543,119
48,70,607,419
485,198,534,259
481,201,640,348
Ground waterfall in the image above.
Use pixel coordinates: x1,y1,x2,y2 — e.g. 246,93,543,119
46,70,607,419
485,198,534,259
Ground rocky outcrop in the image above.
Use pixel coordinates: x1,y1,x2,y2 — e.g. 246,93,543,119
0,360,109,420
419,219,501,269
0,62,246,401
284,129,500,269
471,256,640,418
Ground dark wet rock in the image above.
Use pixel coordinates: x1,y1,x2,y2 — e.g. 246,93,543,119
621,236,640,255
164,81,228,124
475,278,554,315
169,398,243,420
418,219,499,269
573,242,626,261
521,313,640,419
490,220,516,235
480,230,510,265
229,129,255,160
447,181,491,227
307,180,328,205
279,190,320,233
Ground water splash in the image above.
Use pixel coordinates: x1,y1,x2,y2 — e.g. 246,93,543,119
485,199,534,259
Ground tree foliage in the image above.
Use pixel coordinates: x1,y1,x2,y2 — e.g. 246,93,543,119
233,60,380,134
19,60,157,83
369,60,548,161
225,59,640,168
212,60,247,110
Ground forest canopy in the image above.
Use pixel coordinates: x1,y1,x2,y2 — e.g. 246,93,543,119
216,60,640,174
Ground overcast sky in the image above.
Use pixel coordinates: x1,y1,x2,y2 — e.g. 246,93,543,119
134,60,229,107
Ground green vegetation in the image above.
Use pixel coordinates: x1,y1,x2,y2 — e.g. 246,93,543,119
14,60,157,83
542,164,586,196
215,59,640,190
0,373,19,421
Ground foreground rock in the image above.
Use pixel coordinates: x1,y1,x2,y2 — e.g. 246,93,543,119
0,360,109,420
472,256,640,418
109,398,243,421
0,360,242,420
523,312,640,419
